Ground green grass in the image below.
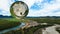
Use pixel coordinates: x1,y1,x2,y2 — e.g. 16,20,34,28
23,18,60,34
0,18,60,34
0,18,21,31
27,18,60,24
0,18,30,31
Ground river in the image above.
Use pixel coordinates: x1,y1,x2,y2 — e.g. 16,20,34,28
0,22,25,34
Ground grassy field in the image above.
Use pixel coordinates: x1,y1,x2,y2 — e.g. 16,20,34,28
27,18,60,24
0,18,21,31
0,18,60,34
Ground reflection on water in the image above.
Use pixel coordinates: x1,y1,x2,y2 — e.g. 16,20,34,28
0,22,25,34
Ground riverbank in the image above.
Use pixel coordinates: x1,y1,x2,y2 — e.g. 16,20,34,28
0,18,20,31
0,23,25,34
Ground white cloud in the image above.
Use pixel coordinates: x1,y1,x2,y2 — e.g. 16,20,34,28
21,0,36,8
0,0,14,16
0,0,10,11
2,10,11,16
27,0,60,17
0,0,60,17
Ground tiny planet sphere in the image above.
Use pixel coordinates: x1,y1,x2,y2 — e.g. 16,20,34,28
10,1,29,19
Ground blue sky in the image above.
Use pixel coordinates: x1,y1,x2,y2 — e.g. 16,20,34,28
0,0,60,17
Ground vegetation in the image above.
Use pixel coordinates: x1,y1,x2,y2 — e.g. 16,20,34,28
4,29,24,34
4,24,53,34
0,18,21,31
27,18,60,24
0,17,60,34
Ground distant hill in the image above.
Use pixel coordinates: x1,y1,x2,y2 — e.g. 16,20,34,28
0,15,60,18
26,16,60,18
0,15,13,18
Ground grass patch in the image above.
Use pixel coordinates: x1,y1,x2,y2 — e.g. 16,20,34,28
0,18,21,31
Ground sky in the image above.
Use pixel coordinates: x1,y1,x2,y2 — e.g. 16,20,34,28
0,0,60,17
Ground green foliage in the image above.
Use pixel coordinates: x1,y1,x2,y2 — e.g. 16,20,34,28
0,18,60,34
0,18,20,31
27,18,60,24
